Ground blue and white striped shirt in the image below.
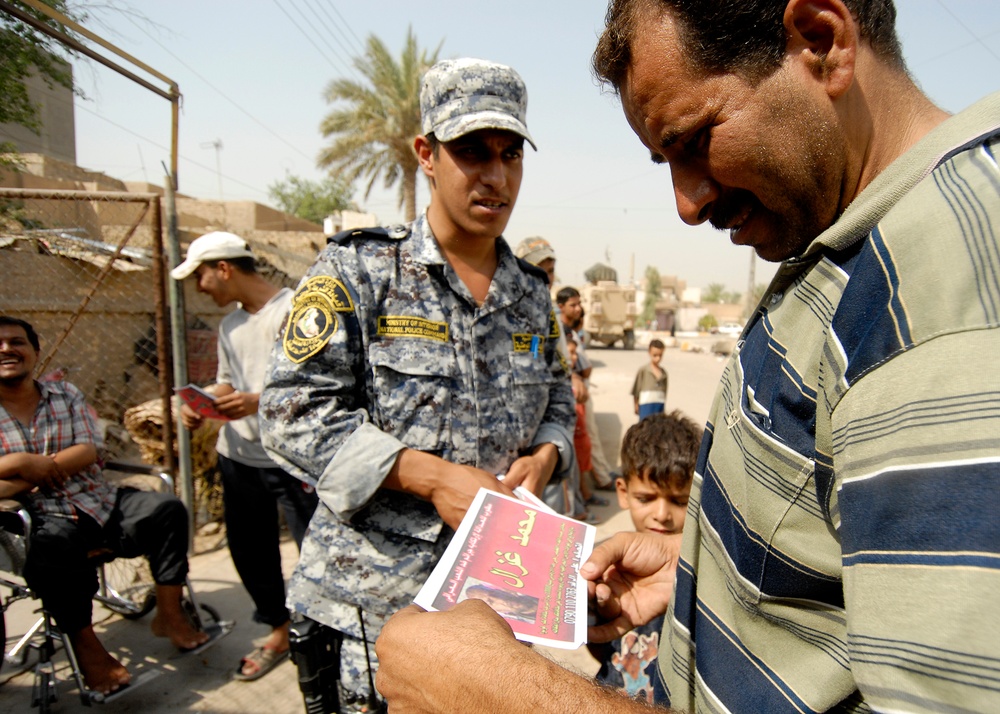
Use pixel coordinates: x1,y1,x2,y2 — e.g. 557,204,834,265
665,93,1000,713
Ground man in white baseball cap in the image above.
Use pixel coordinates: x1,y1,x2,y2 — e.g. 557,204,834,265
172,231,317,681
170,231,255,280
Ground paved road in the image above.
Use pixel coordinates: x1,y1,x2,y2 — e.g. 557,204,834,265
0,331,728,712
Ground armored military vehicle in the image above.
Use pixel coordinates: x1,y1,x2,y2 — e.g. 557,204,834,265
578,263,637,349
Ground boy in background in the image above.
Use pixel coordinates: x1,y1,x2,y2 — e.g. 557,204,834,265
631,339,667,420
589,410,701,704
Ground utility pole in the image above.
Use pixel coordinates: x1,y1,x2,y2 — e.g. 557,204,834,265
745,250,756,319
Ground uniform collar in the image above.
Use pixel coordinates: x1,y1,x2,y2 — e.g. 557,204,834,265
409,211,532,311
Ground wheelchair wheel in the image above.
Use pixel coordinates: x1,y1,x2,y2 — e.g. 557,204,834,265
100,557,157,619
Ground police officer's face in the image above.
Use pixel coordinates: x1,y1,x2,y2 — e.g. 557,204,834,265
419,129,524,243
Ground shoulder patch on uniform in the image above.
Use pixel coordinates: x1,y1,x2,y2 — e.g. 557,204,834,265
377,315,449,342
327,225,409,245
548,310,562,339
283,276,354,363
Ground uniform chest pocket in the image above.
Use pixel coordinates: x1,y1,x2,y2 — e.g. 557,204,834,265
369,340,457,453
507,352,553,444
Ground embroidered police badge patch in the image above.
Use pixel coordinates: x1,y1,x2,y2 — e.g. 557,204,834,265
376,316,449,342
283,276,354,363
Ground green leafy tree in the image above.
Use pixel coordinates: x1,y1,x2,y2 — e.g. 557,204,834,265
1,0,80,167
640,265,661,326
703,282,726,303
267,173,356,224
318,27,440,222
703,282,742,304
698,314,718,332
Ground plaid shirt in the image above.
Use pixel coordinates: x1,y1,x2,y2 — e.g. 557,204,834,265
0,380,116,525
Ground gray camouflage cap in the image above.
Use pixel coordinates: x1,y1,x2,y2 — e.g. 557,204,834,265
420,58,536,150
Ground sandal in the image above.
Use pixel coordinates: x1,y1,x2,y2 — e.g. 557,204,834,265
234,645,290,681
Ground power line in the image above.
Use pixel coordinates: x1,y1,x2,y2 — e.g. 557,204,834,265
328,3,367,55
120,13,315,164
922,6,1000,66
68,97,270,197
315,1,367,58
299,0,364,76
273,0,354,79
289,0,360,84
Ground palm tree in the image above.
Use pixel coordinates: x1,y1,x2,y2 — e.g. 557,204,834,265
318,28,441,222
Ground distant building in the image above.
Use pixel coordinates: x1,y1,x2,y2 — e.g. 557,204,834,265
323,210,379,236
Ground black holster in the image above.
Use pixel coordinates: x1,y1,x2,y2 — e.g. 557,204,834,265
289,616,342,713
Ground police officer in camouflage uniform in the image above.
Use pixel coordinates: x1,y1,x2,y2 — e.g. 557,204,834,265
259,58,576,709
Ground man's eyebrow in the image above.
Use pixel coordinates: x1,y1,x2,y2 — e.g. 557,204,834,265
649,129,683,164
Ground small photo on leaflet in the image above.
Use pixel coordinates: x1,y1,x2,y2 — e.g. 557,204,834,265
460,577,540,624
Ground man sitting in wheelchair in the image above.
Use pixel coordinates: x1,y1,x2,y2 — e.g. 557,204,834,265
0,316,207,694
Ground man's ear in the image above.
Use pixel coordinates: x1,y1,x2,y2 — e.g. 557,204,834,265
783,0,857,99
215,260,233,280
414,135,435,178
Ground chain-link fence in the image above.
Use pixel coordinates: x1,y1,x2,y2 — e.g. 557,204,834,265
0,188,228,533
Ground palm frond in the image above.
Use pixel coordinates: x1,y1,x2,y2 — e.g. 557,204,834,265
317,26,441,221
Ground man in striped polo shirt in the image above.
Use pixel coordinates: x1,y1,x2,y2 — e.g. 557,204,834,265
373,1,1000,712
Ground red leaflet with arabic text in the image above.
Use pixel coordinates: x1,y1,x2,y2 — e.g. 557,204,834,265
415,488,594,648
175,384,232,421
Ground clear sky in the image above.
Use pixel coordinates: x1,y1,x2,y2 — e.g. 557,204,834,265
68,0,1000,293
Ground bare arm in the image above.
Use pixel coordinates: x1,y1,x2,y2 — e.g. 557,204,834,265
52,443,99,477
383,449,515,530
0,476,32,498
376,601,671,714
572,373,589,404
0,443,97,491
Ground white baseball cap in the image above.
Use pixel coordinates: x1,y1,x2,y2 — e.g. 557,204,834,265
170,231,254,280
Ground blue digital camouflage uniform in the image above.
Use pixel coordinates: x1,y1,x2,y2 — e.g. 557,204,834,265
259,212,575,696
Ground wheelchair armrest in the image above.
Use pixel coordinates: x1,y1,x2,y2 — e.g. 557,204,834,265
0,499,31,536
103,460,175,493
0,499,32,574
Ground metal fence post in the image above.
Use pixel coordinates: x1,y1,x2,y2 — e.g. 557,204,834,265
163,177,196,552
